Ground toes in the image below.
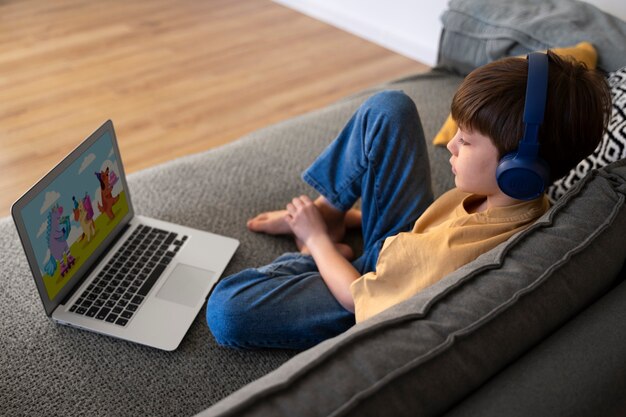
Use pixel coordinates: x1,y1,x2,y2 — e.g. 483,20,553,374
246,211,291,234
345,209,362,229
246,218,260,230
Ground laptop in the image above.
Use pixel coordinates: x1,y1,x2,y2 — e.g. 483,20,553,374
12,120,239,351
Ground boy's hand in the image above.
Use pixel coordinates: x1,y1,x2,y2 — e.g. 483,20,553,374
285,195,329,246
286,195,359,312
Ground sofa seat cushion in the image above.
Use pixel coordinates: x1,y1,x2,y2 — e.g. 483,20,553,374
199,158,626,417
0,70,460,416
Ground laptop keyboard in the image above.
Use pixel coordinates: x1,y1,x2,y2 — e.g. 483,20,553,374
68,224,188,327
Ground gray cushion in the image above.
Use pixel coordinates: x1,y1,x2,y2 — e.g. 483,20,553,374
438,0,626,74
198,158,626,417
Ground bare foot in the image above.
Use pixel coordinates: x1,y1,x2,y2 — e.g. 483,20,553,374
345,208,362,229
313,196,348,242
247,199,362,240
247,210,291,235
335,243,355,261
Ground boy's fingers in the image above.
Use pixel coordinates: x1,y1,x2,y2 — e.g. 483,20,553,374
301,195,313,205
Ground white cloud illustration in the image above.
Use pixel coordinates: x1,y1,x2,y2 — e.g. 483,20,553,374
36,221,48,239
39,191,60,214
79,153,96,174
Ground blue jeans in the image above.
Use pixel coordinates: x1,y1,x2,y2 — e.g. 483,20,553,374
206,90,434,350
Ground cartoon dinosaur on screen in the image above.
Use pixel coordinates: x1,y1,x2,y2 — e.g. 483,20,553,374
73,192,96,242
95,167,119,220
43,204,76,277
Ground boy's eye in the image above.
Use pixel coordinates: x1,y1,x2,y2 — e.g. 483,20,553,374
458,137,468,145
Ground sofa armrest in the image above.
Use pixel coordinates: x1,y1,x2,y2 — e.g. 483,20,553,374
443,269,626,417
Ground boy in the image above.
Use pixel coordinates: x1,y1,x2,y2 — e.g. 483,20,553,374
207,51,611,350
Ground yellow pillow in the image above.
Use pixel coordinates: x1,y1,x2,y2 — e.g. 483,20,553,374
432,41,598,146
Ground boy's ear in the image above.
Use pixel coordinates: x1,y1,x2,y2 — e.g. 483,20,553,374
433,42,598,147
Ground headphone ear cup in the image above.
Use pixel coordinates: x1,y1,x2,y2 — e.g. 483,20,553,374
495,53,551,201
496,152,550,200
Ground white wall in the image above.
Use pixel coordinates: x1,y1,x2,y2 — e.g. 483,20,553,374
272,0,448,66
273,0,625,67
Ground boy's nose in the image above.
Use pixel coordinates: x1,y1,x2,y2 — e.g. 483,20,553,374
447,138,457,155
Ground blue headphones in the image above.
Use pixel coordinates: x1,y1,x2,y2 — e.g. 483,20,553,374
495,52,551,200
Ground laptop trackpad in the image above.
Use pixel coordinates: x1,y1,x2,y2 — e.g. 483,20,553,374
155,264,215,307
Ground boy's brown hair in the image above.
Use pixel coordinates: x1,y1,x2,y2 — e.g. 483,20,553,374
451,50,612,182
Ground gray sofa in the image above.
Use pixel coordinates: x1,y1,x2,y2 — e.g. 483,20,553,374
3,1,626,416
2,68,626,417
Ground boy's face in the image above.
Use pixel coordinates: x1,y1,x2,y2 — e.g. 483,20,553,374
447,127,503,197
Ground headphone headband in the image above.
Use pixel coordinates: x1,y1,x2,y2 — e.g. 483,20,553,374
524,53,549,127
518,53,549,159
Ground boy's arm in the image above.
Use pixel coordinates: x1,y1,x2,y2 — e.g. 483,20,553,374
305,234,359,312
286,196,359,312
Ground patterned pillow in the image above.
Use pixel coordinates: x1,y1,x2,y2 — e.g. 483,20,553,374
547,66,626,202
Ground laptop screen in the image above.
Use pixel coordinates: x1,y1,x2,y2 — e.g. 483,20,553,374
14,122,131,312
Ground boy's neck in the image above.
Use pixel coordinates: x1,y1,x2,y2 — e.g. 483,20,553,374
465,198,487,214
466,193,527,214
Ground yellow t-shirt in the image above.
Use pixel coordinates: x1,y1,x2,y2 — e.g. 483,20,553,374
350,188,550,322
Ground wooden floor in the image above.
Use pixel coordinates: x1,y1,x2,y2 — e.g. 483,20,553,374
0,0,428,218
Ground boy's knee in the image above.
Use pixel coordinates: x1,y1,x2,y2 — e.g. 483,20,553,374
358,90,423,154
362,90,418,121
206,284,248,348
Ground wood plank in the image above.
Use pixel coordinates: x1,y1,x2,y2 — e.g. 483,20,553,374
0,0,429,217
